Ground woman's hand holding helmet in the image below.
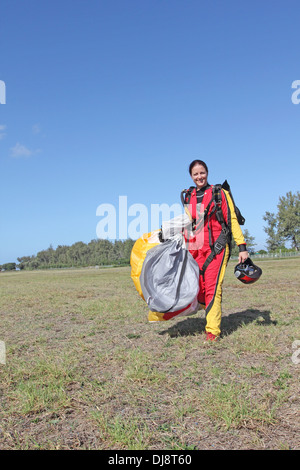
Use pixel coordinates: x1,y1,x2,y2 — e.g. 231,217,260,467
238,250,249,264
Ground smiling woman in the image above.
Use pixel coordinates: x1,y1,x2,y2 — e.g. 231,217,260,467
184,159,249,341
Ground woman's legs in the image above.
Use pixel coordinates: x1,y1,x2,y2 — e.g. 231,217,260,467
204,245,230,336
191,244,230,337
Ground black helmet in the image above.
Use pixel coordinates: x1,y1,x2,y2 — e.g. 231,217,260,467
234,258,262,284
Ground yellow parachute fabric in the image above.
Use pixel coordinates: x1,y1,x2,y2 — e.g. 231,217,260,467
130,230,160,300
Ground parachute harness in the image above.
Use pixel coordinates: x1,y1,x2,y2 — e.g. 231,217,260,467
181,184,232,276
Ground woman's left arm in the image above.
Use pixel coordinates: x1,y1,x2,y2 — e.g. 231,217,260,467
222,190,249,263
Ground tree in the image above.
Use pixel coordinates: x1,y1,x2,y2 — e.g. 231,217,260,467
263,191,300,251
17,256,32,270
231,228,256,256
2,262,16,271
263,211,285,252
277,191,300,251
242,229,256,254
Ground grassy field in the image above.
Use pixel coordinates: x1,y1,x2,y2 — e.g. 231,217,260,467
0,258,299,450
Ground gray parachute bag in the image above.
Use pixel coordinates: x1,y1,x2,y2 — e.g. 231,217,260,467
139,235,199,313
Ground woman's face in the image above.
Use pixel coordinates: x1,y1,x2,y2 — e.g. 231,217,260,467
190,164,208,190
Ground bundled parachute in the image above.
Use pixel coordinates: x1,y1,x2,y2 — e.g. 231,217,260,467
130,215,200,322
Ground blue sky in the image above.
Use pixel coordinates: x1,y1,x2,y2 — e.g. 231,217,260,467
1,0,299,264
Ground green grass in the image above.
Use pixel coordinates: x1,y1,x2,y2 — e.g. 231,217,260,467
199,381,277,430
0,258,299,449
5,355,74,414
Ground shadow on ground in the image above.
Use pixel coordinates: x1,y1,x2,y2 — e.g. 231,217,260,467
159,309,277,338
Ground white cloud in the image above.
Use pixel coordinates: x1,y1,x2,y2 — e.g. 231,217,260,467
32,124,41,134
10,142,35,158
0,124,7,140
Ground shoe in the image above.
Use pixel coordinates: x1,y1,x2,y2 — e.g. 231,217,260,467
204,331,219,342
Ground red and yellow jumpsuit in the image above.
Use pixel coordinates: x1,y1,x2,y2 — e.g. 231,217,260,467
185,185,246,337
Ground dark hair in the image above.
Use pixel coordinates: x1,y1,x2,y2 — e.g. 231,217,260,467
189,159,208,175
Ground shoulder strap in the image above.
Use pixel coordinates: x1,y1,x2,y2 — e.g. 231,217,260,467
214,184,222,205
181,186,196,206
203,184,220,219
180,187,196,225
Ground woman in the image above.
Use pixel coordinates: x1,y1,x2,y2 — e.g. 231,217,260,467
184,160,248,342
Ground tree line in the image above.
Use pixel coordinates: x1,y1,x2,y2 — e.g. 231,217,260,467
1,239,135,271
1,191,298,271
